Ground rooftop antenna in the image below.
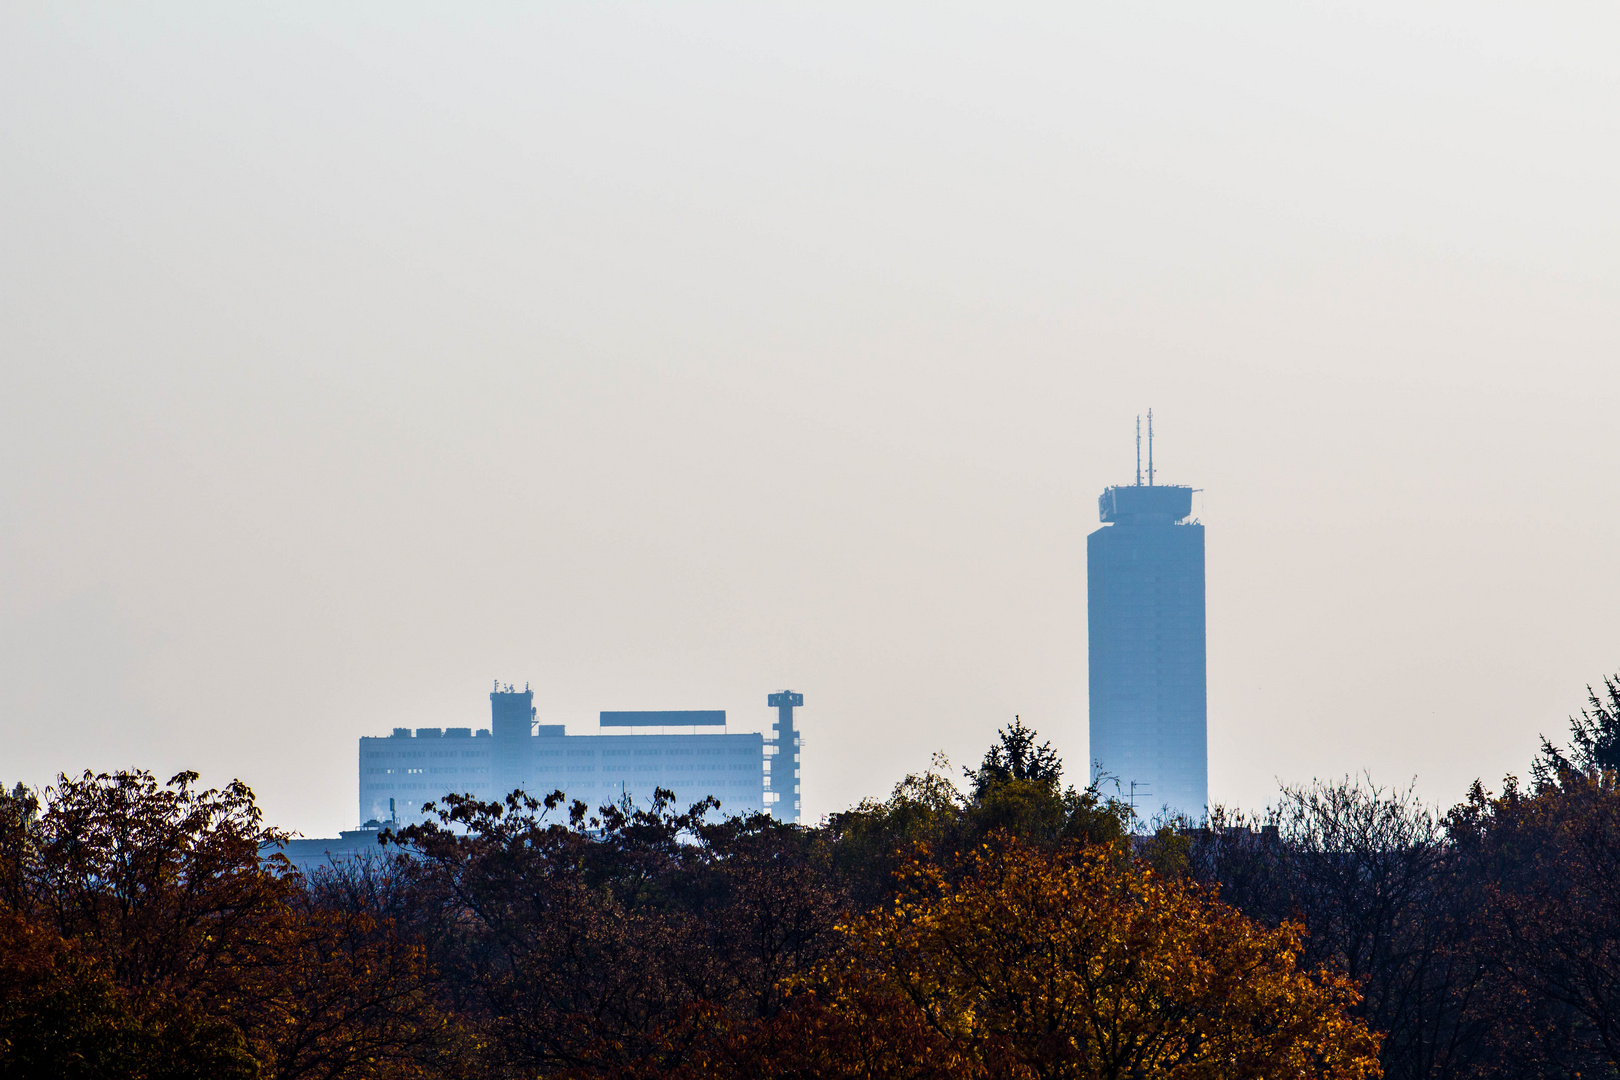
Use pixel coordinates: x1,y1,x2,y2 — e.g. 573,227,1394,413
1135,416,1142,486
1147,408,1155,487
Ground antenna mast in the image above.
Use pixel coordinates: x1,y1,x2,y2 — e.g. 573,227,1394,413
1135,416,1142,486
1147,408,1155,486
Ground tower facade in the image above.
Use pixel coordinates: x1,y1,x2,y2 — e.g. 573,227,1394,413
1087,477,1207,820
490,685,537,801
765,691,803,822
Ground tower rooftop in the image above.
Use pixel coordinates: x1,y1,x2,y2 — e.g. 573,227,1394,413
1098,484,1193,524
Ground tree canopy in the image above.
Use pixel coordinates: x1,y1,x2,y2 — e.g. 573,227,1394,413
14,687,1620,1079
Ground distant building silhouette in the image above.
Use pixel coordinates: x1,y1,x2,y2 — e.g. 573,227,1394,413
267,824,392,876
766,691,803,822
358,685,766,827
1088,414,1207,820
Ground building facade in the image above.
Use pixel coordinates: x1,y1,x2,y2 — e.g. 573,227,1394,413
765,690,803,823
358,688,767,827
1087,482,1208,820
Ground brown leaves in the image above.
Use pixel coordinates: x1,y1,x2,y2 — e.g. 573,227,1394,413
845,839,1381,1080
641,836,1382,1080
0,769,1386,1080
1452,771,1620,1075
0,772,464,1080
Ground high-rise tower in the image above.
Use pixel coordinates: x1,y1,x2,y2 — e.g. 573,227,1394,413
1087,414,1207,820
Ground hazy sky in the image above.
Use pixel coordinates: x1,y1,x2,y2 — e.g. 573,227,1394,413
4,3,1620,837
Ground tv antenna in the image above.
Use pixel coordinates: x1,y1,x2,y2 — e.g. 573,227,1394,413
1147,408,1155,487
1128,780,1152,813
1135,416,1142,486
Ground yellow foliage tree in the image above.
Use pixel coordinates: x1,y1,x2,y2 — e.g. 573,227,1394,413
829,838,1382,1080
642,837,1381,1080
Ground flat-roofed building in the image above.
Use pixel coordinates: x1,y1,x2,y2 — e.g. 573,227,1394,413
358,688,766,827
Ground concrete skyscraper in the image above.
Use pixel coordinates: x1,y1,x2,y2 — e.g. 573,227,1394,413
1087,415,1208,820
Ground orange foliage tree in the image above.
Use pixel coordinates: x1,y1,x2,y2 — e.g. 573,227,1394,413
658,836,1383,1080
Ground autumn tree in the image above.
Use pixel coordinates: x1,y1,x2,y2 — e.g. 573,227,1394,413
657,835,1382,1080
0,910,262,1079
826,761,971,908
828,724,1131,907
864,838,1382,1079
1448,765,1620,1077
1189,780,1496,1080
391,786,846,1078
0,771,460,1080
